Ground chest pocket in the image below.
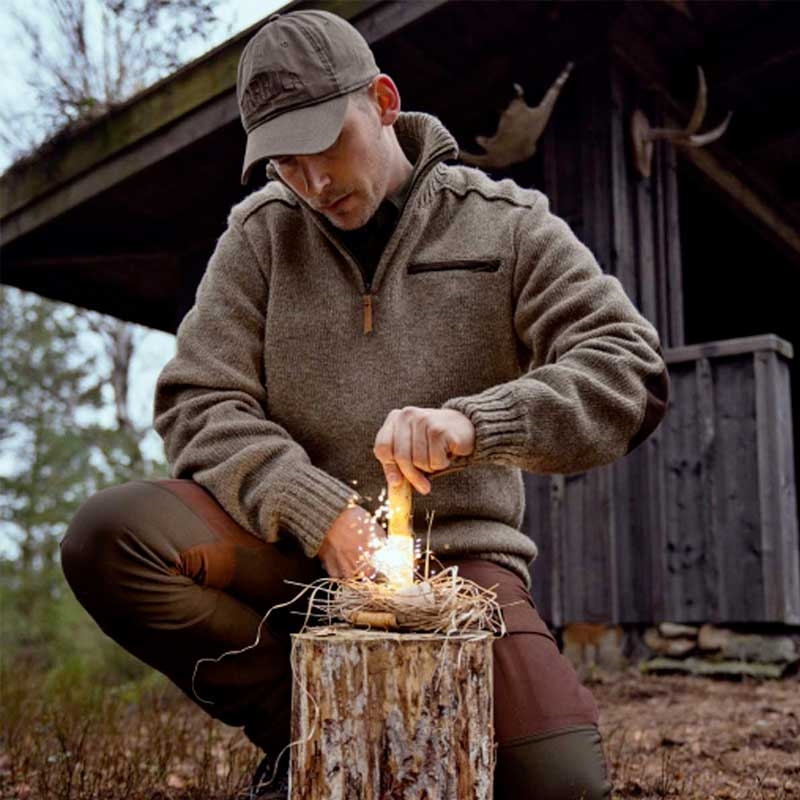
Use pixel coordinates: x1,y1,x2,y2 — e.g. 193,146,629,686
407,258,501,275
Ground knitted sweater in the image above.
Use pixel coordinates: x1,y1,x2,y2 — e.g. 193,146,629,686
153,112,669,585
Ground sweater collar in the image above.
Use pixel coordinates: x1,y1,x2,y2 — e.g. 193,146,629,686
394,111,459,178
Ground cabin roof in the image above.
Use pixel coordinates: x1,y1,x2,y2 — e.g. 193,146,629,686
2,0,798,330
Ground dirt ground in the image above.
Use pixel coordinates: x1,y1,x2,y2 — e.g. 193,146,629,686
594,668,800,799
3,666,799,799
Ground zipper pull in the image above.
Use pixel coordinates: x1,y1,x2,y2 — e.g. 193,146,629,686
362,294,374,334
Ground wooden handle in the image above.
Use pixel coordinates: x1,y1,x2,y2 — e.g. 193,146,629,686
350,611,398,629
387,478,413,538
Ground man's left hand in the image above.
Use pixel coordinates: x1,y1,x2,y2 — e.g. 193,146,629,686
373,407,475,494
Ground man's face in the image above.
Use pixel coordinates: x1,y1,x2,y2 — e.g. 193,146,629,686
270,96,393,230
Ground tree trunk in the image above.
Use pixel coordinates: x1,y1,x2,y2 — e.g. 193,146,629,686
290,628,494,800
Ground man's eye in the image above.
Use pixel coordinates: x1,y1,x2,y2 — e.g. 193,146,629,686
272,156,295,168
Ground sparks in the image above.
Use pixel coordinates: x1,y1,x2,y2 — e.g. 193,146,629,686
360,478,417,590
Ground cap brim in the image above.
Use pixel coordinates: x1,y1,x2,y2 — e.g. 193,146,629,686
240,94,349,184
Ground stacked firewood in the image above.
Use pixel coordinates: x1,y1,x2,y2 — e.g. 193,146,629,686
641,623,799,678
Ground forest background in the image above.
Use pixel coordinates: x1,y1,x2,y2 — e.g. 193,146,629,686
0,2,283,795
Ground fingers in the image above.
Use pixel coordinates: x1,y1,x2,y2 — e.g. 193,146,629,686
427,421,451,471
320,507,385,579
374,408,432,494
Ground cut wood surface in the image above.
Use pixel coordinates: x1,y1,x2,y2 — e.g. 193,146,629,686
290,627,494,800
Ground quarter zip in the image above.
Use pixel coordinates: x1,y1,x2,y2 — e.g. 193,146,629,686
265,114,459,336
302,226,378,335
362,294,374,334
367,140,454,296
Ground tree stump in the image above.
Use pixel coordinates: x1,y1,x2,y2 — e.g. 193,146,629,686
290,627,494,799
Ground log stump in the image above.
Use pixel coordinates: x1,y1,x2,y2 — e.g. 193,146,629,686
290,627,494,799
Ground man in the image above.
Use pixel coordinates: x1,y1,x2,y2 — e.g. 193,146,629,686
62,9,669,799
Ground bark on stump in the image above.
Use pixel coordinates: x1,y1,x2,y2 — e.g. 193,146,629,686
290,628,494,799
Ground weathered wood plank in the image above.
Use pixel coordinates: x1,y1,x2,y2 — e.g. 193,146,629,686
609,62,639,302
579,55,613,270
661,140,685,346
754,351,800,622
663,361,708,621
695,357,721,622
549,474,566,628
755,350,783,620
347,0,448,44
651,118,673,348
562,474,586,622
525,473,555,622
637,176,658,329
636,93,661,331
665,334,794,365
647,415,669,622
583,468,617,623
713,359,764,621
611,457,633,622
613,449,647,623
661,362,682,619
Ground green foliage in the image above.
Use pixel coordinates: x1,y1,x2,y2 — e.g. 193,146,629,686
0,286,168,564
0,557,150,683
1,287,103,561
0,286,170,686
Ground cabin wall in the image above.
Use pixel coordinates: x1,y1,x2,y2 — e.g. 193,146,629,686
528,337,800,627
523,54,800,626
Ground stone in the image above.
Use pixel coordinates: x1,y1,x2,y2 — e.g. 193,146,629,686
698,624,731,651
658,622,699,638
640,657,789,679
722,633,797,664
644,628,695,657
698,625,798,663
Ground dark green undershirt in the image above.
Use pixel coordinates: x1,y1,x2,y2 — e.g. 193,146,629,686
333,177,411,288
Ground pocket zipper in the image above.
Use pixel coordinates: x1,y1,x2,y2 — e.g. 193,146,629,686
407,259,501,275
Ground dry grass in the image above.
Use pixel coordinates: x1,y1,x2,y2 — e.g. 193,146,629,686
0,666,260,800
300,567,506,633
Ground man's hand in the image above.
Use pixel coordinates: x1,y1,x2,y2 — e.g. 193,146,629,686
318,506,384,579
373,407,475,494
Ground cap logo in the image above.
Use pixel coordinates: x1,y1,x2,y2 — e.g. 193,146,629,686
241,70,305,121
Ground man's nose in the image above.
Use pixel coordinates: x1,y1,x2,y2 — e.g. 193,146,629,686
300,158,331,196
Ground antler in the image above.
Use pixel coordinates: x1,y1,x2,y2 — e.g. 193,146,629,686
632,66,732,178
460,62,574,170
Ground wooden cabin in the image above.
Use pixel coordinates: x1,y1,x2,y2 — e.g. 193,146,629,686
2,0,798,626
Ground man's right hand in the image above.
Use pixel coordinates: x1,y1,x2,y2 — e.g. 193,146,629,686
318,506,384,579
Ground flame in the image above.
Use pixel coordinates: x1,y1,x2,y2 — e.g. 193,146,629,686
370,534,415,589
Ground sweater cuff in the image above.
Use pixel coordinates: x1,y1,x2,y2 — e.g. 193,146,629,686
443,385,529,465
272,463,361,557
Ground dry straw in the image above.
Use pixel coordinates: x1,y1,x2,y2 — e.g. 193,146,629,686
290,565,507,634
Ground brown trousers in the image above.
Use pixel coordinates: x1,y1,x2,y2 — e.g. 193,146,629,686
61,479,611,799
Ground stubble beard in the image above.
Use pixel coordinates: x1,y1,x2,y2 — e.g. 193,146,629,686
325,193,381,230
323,122,391,231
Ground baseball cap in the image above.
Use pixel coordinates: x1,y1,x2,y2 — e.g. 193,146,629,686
237,10,379,184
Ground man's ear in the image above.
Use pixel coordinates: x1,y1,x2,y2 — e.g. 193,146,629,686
373,74,401,126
